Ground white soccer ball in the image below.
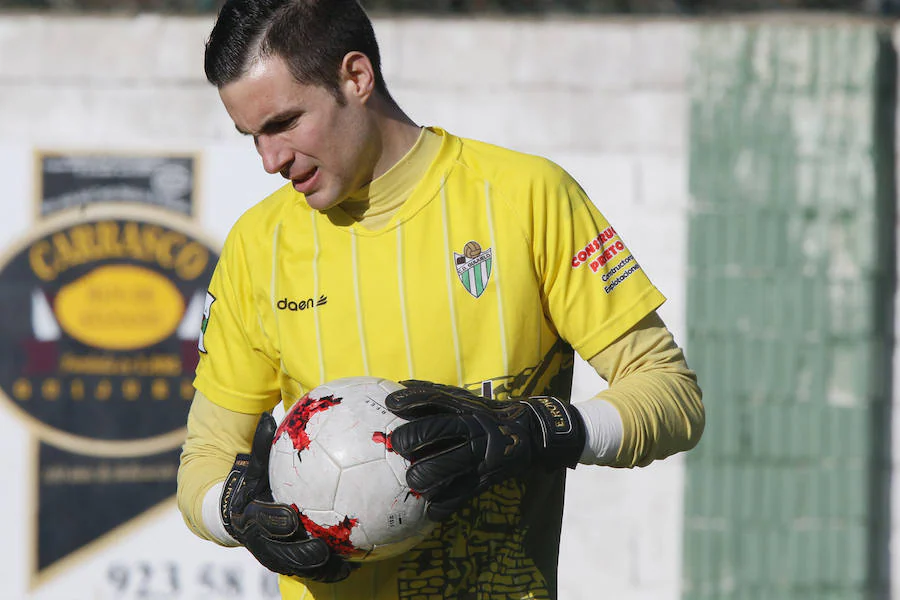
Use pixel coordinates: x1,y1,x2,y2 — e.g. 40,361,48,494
268,376,435,562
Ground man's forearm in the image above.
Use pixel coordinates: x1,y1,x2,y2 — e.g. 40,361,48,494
589,368,702,467
576,312,705,468
176,391,259,543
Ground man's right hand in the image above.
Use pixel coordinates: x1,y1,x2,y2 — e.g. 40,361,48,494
222,413,354,582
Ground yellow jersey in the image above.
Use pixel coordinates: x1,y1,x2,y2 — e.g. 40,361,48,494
194,128,665,599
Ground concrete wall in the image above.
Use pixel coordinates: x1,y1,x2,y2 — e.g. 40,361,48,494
0,14,691,600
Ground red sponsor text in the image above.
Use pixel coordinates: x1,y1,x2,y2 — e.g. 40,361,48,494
571,226,619,268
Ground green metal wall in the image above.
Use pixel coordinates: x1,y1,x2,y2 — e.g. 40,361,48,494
682,22,895,599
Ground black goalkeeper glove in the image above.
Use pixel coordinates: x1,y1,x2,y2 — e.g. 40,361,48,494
385,380,587,522
221,413,354,582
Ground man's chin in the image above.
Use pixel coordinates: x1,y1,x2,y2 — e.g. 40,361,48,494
304,191,343,213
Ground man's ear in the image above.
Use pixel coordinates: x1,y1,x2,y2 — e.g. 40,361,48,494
340,51,375,104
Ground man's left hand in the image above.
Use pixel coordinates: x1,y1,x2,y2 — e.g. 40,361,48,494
385,380,586,521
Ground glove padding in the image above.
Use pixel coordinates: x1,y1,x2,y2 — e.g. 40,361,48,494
222,413,354,582
386,380,586,521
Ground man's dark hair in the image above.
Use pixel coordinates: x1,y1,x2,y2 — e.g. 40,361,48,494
205,0,389,102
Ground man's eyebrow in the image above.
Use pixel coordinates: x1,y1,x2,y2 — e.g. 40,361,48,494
235,111,300,137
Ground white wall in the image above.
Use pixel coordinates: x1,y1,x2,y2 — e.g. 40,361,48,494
0,15,693,600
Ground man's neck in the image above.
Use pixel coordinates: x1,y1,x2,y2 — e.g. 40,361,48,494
368,94,421,182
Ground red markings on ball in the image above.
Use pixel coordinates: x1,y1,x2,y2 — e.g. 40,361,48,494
372,431,395,452
297,509,359,556
276,393,342,452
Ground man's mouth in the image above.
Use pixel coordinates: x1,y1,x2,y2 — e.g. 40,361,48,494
291,167,319,194
292,167,317,185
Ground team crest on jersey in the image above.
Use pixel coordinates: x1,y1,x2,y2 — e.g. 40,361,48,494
198,291,215,353
454,241,493,298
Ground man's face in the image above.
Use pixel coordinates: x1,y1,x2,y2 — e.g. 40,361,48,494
219,55,377,211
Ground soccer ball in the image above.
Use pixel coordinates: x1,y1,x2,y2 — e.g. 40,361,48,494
268,376,435,562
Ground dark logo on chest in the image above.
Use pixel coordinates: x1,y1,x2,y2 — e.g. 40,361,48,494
277,295,328,312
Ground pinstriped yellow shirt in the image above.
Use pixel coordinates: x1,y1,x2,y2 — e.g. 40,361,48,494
193,128,664,599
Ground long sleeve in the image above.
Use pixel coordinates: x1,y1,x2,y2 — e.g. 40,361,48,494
176,390,261,541
580,311,705,468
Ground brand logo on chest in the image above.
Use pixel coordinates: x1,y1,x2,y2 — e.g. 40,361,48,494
277,294,328,312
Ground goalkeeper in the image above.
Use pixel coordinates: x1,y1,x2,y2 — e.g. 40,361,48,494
176,0,705,598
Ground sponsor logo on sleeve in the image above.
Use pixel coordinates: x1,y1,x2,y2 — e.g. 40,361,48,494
571,226,642,293
602,257,641,294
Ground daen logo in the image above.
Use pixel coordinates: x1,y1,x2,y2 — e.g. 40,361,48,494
277,295,328,311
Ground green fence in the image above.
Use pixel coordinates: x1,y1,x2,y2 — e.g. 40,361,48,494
683,22,896,599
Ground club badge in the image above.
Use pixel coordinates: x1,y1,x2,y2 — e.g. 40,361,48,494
198,291,215,353
454,241,493,298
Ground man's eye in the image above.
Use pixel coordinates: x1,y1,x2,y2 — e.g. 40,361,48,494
276,118,298,131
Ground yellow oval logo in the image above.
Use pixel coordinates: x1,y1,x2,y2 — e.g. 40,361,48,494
55,265,186,351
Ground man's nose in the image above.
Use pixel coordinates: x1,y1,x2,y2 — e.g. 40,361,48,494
257,135,292,175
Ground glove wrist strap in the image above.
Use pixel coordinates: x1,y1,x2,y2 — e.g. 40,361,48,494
220,453,251,539
521,396,586,469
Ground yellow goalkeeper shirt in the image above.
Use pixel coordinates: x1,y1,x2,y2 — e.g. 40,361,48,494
193,127,665,599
